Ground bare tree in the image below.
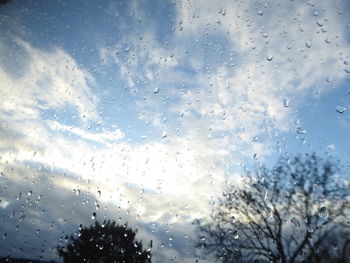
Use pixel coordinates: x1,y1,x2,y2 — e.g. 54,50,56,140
195,154,350,263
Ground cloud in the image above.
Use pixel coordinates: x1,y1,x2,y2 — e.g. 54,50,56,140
46,120,125,145
0,161,208,262
0,37,99,122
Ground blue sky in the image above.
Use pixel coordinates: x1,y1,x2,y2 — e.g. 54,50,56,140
0,0,350,262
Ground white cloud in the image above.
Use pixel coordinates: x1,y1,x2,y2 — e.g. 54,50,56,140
46,120,125,145
0,38,99,122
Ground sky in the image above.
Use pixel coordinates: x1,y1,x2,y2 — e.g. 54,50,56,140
0,0,350,262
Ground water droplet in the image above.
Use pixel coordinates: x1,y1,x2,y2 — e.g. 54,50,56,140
27,191,32,196
307,225,314,233
253,153,259,160
257,10,263,16
233,231,239,239
305,40,312,48
97,190,101,199
266,55,273,61
325,38,331,44
318,206,329,219
297,127,307,134
344,69,350,73
161,131,167,138
153,87,159,94
316,20,323,27
3,233,7,240
231,216,236,224
291,217,301,229
336,106,346,114
283,97,290,107
253,136,259,142
91,212,96,220
18,214,26,223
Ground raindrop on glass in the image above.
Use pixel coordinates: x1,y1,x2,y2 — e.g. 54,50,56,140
231,216,236,224
307,225,314,233
291,217,301,229
318,206,329,219
18,214,26,223
296,127,307,134
257,10,263,16
266,55,273,61
305,40,312,48
153,87,159,94
336,106,346,114
283,97,290,107
91,212,96,220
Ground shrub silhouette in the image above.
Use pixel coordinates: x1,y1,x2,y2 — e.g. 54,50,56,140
57,220,151,263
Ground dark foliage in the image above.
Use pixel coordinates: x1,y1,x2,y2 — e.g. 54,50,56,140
195,154,350,263
0,0,11,6
0,258,55,263
57,220,152,263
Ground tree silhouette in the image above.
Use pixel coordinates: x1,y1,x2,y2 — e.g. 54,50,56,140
195,154,350,263
0,0,11,6
57,220,152,263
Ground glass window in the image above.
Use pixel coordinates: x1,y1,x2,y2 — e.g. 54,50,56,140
0,0,349,262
